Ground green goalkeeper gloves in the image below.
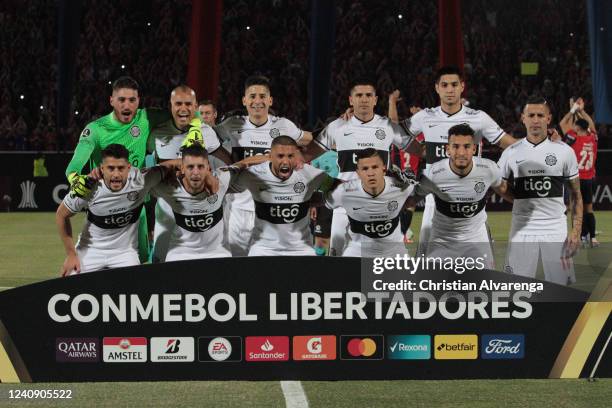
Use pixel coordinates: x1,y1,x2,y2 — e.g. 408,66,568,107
181,118,205,148
67,172,95,198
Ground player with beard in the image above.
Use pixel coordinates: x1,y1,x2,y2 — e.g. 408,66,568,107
231,136,331,256
402,66,518,256
499,97,582,285
210,75,314,256
324,149,417,258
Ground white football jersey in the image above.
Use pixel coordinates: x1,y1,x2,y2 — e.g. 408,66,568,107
417,157,502,240
215,114,304,211
151,170,232,254
403,105,504,165
153,120,221,160
498,138,579,235
232,163,328,248
317,114,412,180
325,176,415,246
63,167,163,251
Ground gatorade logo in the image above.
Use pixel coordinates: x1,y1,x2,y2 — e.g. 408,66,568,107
293,335,336,361
340,335,384,360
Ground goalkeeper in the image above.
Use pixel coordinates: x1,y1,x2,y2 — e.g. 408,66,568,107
65,76,176,262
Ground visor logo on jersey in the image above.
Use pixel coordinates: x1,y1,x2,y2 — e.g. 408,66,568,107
364,220,395,237
293,182,305,193
545,154,557,166
127,191,139,201
269,128,280,138
387,201,398,211
375,129,386,140
130,126,141,138
474,182,486,193
524,176,552,197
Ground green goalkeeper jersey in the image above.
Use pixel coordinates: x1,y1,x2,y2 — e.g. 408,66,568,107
65,108,169,177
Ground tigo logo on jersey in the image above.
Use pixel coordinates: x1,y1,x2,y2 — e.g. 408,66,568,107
387,335,430,360
198,336,242,362
293,335,336,361
340,335,384,360
103,337,147,362
481,335,525,359
150,337,194,362
245,336,289,362
56,338,99,362
434,335,478,360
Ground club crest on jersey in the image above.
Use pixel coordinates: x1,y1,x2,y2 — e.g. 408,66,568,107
474,181,486,193
375,129,386,140
81,128,91,138
130,126,141,138
545,154,557,166
293,182,306,193
207,193,218,204
269,128,281,138
387,201,398,211
127,191,139,201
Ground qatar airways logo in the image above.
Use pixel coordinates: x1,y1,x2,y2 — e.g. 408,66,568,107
364,220,394,237
270,204,301,223
183,213,215,231
524,177,551,197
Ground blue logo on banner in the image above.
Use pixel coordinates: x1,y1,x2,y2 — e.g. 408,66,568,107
387,335,430,360
481,334,525,359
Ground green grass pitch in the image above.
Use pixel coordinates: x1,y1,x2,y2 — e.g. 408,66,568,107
0,212,610,407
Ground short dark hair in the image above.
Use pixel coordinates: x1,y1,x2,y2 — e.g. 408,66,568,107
435,66,464,83
198,99,217,110
523,96,550,112
101,144,130,161
575,118,589,131
244,75,271,93
448,124,475,141
112,76,139,93
271,135,298,148
355,148,384,163
350,77,377,94
181,144,209,160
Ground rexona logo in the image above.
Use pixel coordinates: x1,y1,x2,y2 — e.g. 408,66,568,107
198,336,242,362
56,338,99,362
103,337,147,363
434,335,478,360
340,335,384,360
150,337,194,362
293,335,336,361
245,336,289,362
481,334,525,359
387,335,431,360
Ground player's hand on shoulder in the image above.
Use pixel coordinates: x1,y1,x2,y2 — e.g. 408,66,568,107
61,253,81,277
203,172,220,195
389,164,417,187
88,167,102,181
68,172,96,198
181,118,204,148
340,107,354,121
548,128,562,142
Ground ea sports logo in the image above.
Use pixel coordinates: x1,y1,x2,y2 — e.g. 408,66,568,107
208,337,232,361
347,338,377,357
307,337,322,354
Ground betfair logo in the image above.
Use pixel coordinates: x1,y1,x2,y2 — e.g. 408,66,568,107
434,335,478,360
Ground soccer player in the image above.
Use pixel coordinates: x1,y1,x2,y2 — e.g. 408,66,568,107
559,98,599,246
150,86,231,263
198,100,218,126
499,97,582,285
65,76,174,262
316,78,414,256
57,144,167,275
213,75,314,256
411,124,511,267
231,136,330,256
403,66,518,255
151,144,236,261
324,149,417,258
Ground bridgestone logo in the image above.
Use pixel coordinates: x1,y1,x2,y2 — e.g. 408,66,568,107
157,355,189,360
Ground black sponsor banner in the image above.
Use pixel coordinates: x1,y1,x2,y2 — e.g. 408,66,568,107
0,257,609,382
254,201,309,224
348,215,400,239
512,176,564,199
173,207,223,232
87,204,144,229
338,150,389,173
425,142,482,164
434,196,487,218
232,146,269,161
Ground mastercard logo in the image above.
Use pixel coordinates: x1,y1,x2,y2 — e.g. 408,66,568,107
340,335,384,360
347,338,377,357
